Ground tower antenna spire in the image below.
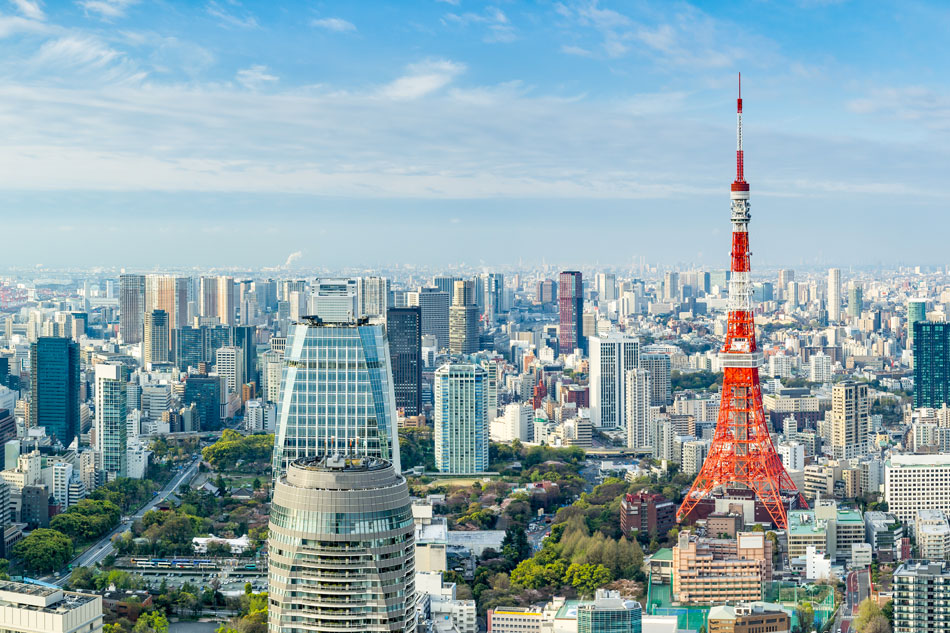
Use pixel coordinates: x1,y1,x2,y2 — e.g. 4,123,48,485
735,72,744,184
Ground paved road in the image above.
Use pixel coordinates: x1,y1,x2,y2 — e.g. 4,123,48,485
47,458,202,586
837,567,871,633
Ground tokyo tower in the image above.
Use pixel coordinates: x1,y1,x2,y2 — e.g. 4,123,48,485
677,75,807,530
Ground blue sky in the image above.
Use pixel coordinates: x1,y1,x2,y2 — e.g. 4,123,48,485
2,0,950,269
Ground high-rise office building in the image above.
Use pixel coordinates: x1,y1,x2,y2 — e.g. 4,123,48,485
356,276,390,318
216,276,235,326
434,364,488,474
625,368,652,450
558,271,584,355
30,337,80,447
268,455,416,633
641,353,671,407
589,333,640,428
847,283,863,319
827,268,841,322
230,325,258,388
197,276,217,320
386,307,421,417
433,276,461,296
309,278,358,323
449,280,478,355
95,363,128,479
778,269,795,289
215,346,244,394
174,324,231,372
831,381,869,460
915,321,950,409
273,317,400,477
145,275,188,346
480,272,505,324
183,375,222,430
409,287,450,351
595,273,617,302
663,271,679,302
908,299,928,348
118,274,145,344
143,310,170,367
537,278,557,304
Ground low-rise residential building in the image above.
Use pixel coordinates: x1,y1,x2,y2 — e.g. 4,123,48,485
802,463,838,499
672,531,772,605
620,491,675,538
864,511,903,560
414,502,448,573
916,510,950,561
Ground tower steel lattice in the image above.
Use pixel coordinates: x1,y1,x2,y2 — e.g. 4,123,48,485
676,75,807,529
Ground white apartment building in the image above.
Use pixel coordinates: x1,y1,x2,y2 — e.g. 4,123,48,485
245,399,276,433
681,440,709,477
625,368,652,450
809,352,832,383
589,333,640,429
490,403,532,443
916,510,950,560
52,462,72,509
215,346,244,394
434,364,488,474
885,454,950,528
778,441,806,471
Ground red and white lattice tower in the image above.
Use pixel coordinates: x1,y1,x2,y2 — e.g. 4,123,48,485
677,75,807,529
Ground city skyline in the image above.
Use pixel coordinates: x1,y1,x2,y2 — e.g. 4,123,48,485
3,0,950,266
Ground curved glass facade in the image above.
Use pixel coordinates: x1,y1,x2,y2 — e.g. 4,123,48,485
273,320,400,477
268,458,416,633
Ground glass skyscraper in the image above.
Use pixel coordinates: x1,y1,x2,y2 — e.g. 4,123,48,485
386,307,422,416
273,317,400,477
915,321,950,409
119,273,145,344
30,337,80,447
559,270,584,355
908,299,928,348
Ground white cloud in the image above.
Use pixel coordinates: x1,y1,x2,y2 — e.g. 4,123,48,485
0,14,52,37
10,0,44,20
207,1,258,29
561,44,593,57
443,6,515,43
379,59,465,100
78,0,139,19
311,17,355,32
236,64,278,89
31,35,144,82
